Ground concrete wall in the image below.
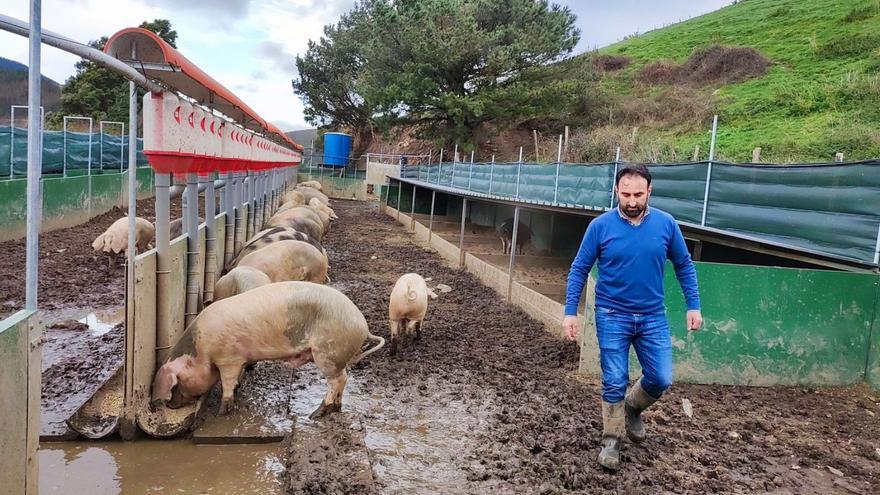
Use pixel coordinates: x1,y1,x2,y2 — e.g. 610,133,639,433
0,168,154,242
0,310,40,495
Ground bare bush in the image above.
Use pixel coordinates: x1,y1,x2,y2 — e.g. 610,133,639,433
636,45,770,87
592,54,631,72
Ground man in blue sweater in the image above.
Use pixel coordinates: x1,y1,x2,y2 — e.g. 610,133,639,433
563,164,702,470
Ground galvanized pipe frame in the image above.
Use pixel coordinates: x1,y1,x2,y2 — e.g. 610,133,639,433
98,120,125,172
9,104,43,179
700,114,719,227
24,0,42,311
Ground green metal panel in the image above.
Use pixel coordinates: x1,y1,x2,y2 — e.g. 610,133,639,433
41,175,91,228
91,173,124,214
866,285,880,389
0,309,36,494
0,178,28,240
660,262,877,386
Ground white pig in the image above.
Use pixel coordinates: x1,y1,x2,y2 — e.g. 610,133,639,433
151,282,384,418
388,273,438,355
211,265,271,303
92,216,155,267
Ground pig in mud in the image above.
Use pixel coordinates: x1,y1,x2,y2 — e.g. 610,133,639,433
388,273,438,355
235,240,328,284
151,282,385,418
298,180,323,192
211,265,271,303
230,226,327,267
169,216,204,239
497,218,532,255
92,216,155,267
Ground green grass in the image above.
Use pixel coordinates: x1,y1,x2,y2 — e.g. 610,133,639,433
576,0,880,163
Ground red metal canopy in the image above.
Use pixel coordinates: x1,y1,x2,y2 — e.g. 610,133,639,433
103,27,302,152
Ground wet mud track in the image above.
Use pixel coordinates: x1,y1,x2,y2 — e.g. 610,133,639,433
284,199,880,494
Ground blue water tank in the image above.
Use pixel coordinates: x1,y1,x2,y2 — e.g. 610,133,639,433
322,132,352,168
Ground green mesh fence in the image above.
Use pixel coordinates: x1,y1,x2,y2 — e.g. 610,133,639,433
0,126,148,177
410,159,880,266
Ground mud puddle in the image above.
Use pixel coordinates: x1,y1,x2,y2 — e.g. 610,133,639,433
41,309,125,439
39,440,284,494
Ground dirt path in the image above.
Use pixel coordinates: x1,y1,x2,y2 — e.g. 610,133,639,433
0,197,183,320
284,199,880,495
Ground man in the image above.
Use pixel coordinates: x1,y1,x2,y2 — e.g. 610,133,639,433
563,164,702,470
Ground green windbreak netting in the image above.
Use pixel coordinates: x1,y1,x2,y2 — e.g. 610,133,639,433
0,126,148,177
413,159,880,265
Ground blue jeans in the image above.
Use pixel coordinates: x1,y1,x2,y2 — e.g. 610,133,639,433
595,307,673,403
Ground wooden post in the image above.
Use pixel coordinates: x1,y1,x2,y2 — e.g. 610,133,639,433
533,129,540,162
692,145,700,161
752,147,761,163
835,152,844,162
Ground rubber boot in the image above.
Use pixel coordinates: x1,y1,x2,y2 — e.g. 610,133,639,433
625,378,658,444
598,401,625,470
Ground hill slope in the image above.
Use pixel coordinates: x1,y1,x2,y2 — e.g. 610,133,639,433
0,56,62,123
580,0,880,163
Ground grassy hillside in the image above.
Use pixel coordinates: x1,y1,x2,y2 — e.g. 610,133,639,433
570,0,880,163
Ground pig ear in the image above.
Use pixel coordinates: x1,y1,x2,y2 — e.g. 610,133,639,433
152,365,178,402
110,231,127,253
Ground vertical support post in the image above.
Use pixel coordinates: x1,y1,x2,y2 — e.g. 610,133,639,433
873,222,880,265
25,0,42,310
553,134,563,204
507,206,521,301
234,172,244,255
437,149,443,184
488,155,495,195
458,197,467,267
700,114,718,226
410,184,417,231
224,171,234,266
451,144,458,186
155,173,171,363
184,173,200,328
467,150,474,190
62,116,67,177
396,179,402,220
204,173,217,302
428,189,436,243
610,146,620,208
515,147,523,199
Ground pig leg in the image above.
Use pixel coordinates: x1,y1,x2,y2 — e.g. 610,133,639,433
309,370,348,419
414,320,422,341
390,319,401,356
217,362,244,415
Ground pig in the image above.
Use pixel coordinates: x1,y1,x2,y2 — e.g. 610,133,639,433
92,216,155,267
169,216,205,239
267,208,325,240
230,226,327,267
281,190,307,207
151,281,385,418
388,273,438,355
295,186,330,206
497,217,532,255
298,180,323,192
308,197,338,221
236,240,328,284
211,265,271,303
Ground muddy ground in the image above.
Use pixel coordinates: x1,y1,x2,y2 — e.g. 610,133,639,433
16,194,880,494
283,199,880,495
0,197,184,320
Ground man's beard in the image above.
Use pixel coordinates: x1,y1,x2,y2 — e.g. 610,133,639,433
622,203,646,218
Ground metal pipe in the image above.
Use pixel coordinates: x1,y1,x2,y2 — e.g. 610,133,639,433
610,146,620,208
507,206,521,301
410,184,417,231
234,172,244,254
553,135,563,204
223,171,234,268
700,114,719,226
428,189,436,243
0,13,164,93
488,157,494,195
467,151,474,190
24,0,41,310
874,222,880,265
154,172,171,363
203,173,217,303
184,173,200,327
515,147,523,199
458,198,467,267
396,180,402,220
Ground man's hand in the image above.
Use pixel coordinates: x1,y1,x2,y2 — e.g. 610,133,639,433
563,315,579,341
687,310,703,331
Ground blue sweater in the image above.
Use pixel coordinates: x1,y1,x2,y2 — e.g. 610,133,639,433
565,207,700,316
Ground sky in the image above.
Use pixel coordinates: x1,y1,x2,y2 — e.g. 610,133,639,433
0,0,731,132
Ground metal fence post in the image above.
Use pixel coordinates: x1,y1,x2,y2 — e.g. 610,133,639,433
467,150,474,190
428,189,436,243
410,184,417,231
437,149,443,184
553,134,562,204
25,0,42,309
459,198,467,267
488,155,495,195
451,144,458,186
515,146,523,200
700,115,719,226
507,205,521,301
610,146,620,208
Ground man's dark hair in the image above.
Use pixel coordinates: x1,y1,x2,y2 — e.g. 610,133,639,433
615,164,652,186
